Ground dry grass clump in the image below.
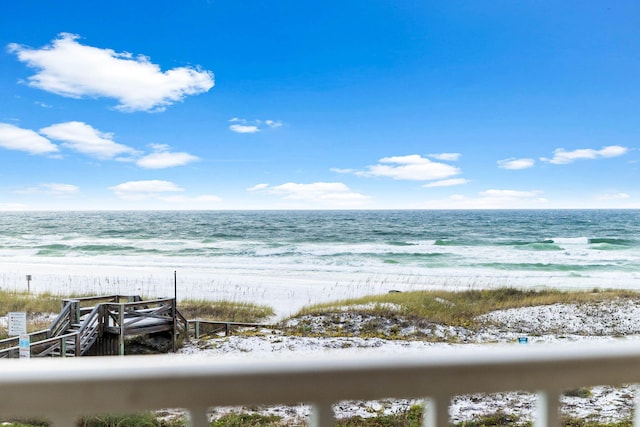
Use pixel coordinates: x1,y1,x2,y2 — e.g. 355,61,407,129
0,290,61,316
178,299,274,323
0,290,63,338
291,288,637,328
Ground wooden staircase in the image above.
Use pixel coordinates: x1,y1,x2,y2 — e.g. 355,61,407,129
0,295,187,358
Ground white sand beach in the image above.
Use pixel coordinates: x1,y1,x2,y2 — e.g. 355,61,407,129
173,298,640,424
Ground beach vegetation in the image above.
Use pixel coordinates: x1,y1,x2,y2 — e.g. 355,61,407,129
178,299,274,323
210,413,283,426
281,288,640,340
0,413,184,427
77,413,182,426
559,418,632,427
337,403,422,426
455,412,524,426
564,388,593,398
0,290,63,338
0,290,61,316
293,288,637,325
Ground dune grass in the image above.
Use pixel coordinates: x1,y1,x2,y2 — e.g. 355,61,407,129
178,299,274,323
289,288,638,328
0,290,62,317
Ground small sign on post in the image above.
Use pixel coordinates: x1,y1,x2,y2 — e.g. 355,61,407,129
8,312,27,336
19,334,30,359
517,337,529,344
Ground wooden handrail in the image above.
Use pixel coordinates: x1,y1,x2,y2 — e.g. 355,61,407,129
0,329,49,351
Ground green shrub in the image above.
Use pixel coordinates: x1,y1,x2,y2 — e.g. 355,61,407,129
78,412,186,426
458,412,523,426
210,413,282,426
337,404,422,427
564,388,592,398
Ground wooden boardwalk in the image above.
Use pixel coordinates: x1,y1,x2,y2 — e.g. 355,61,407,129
0,295,188,358
0,295,270,358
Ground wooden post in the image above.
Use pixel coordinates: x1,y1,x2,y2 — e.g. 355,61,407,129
98,305,103,337
172,298,177,353
75,332,81,357
118,304,125,356
69,301,79,325
172,271,177,353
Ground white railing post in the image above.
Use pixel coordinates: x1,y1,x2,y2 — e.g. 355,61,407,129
633,384,640,427
310,402,334,427
535,390,561,427
423,396,449,427
186,408,209,427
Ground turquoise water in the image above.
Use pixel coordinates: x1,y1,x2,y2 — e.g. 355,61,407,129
1,210,640,294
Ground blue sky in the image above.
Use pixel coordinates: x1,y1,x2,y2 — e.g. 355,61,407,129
1,1,639,210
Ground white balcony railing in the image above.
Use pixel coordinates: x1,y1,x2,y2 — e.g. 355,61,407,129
2,342,640,426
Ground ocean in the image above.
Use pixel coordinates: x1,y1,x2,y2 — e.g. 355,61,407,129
1,210,639,316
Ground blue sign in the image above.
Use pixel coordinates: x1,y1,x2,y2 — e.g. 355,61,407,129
19,334,30,359
517,337,529,344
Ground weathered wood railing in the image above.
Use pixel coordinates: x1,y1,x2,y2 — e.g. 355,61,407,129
2,342,640,426
0,329,49,357
0,295,187,358
75,304,102,355
188,320,268,338
29,332,79,357
103,297,180,355
47,301,74,338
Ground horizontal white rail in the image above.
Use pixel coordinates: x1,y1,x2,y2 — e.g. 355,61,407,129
1,342,640,426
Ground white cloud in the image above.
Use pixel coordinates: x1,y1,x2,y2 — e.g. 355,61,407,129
229,118,283,133
429,153,461,161
109,180,220,205
110,180,183,193
0,203,29,211
498,158,535,170
0,123,58,154
229,124,260,134
264,120,283,128
136,145,199,169
423,178,469,188
40,121,136,159
541,145,628,165
15,182,79,196
159,194,222,204
419,189,547,209
358,154,460,181
596,193,631,201
480,189,543,199
39,183,79,195
9,33,214,112
42,182,80,195
251,182,370,207
110,180,183,200
330,168,357,174
247,183,269,191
